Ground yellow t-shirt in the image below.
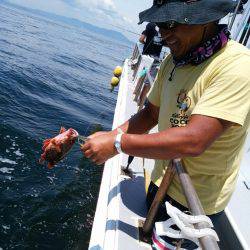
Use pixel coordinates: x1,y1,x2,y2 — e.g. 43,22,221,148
147,40,250,215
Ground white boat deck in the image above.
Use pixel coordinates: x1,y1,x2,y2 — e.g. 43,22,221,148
89,59,153,250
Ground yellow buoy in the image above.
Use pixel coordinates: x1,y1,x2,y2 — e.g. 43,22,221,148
110,76,120,92
113,66,123,77
111,76,120,87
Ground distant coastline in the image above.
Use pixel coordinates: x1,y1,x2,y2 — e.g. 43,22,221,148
0,0,132,44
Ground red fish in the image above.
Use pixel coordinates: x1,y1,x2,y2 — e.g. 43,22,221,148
39,127,79,169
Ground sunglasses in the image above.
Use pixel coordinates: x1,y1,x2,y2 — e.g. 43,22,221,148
156,21,179,30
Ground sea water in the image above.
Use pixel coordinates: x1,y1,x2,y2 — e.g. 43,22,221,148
0,3,130,249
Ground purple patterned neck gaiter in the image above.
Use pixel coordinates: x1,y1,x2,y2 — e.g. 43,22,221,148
173,24,230,67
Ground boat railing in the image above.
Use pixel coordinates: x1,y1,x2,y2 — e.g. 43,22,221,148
228,0,242,30
130,42,163,110
131,60,160,110
130,42,144,80
131,42,142,61
222,0,250,48
133,69,156,110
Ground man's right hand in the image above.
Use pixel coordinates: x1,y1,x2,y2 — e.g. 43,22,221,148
81,131,118,165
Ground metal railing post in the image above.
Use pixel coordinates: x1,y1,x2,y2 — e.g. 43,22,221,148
133,74,146,102
132,55,142,80
229,0,242,30
131,43,139,61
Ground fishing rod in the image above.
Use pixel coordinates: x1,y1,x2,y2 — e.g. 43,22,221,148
77,106,112,145
109,23,141,36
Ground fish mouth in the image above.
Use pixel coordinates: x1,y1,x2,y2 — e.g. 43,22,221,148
71,129,79,137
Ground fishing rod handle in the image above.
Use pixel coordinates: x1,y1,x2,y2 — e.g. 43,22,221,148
142,162,175,235
173,159,220,250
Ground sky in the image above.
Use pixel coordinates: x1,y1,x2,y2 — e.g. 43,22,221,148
5,0,152,40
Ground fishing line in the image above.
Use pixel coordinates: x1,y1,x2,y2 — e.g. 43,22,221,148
140,29,163,54
78,107,110,145
108,23,141,36
141,36,154,54
82,107,110,136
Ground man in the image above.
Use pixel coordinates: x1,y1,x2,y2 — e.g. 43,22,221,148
139,22,163,57
82,0,250,248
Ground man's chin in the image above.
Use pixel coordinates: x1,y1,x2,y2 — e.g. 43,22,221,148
169,48,179,58
169,47,185,60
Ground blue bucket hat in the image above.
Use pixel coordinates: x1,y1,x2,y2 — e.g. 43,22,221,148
139,0,237,25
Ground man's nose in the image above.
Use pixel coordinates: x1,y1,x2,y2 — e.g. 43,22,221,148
159,28,173,36
160,28,173,40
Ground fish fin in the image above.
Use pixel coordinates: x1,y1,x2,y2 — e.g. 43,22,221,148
40,152,46,161
39,151,47,164
39,158,44,164
59,127,66,134
42,139,51,151
43,138,51,144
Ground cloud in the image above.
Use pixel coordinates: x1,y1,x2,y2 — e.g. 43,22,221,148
75,0,120,24
74,0,135,34
6,0,140,40
76,0,116,11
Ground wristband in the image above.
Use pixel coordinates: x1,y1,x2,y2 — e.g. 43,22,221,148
114,128,124,153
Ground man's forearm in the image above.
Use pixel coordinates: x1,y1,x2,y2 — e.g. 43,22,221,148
120,127,196,160
113,105,158,135
119,115,228,160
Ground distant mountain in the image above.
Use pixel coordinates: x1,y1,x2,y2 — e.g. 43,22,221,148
0,0,132,44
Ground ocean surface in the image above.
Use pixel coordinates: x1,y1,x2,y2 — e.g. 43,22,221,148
0,3,131,249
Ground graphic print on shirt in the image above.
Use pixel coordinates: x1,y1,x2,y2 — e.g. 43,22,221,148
170,89,191,127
